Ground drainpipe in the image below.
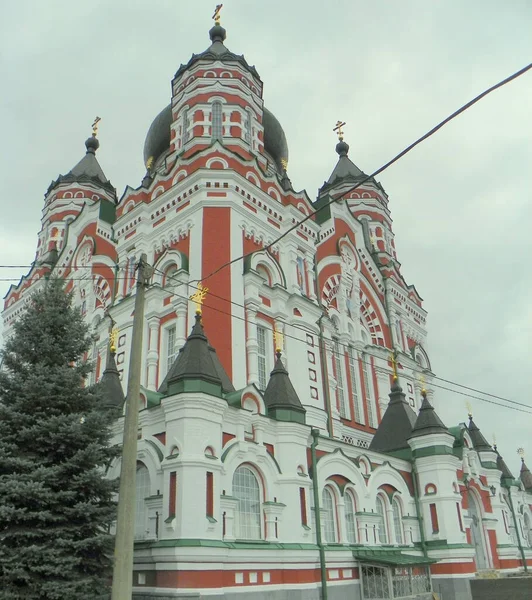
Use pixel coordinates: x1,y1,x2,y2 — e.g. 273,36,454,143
411,462,428,559
311,428,328,600
505,483,528,573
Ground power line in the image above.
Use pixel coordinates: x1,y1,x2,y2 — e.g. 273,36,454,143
152,265,532,411
150,280,532,416
190,62,532,287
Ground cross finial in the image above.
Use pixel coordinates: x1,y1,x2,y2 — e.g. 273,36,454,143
466,401,473,418
419,374,427,396
333,120,346,141
280,158,288,172
390,350,398,381
92,116,101,137
274,327,284,354
518,447,525,461
146,155,154,171
212,3,223,24
109,327,119,353
189,283,209,315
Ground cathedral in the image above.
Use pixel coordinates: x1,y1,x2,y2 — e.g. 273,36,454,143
3,10,532,600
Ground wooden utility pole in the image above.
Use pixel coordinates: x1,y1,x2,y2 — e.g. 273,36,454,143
111,254,152,600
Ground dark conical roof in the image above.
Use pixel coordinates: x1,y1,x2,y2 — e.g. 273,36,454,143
100,349,125,412
494,446,515,482
158,314,233,396
174,22,260,80
467,416,492,452
46,136,115,197
410,392,449,438
263,352,305,423
520,459,532,491
369,378,417,454
319,137,373,196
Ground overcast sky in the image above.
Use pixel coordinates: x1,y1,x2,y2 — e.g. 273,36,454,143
1,0,531,474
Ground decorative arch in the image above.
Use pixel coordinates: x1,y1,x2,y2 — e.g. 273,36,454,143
367,463,413,503
315,451,367,497
172,169,187,185
153,249,188,285
267,187,281,203
152,185,165,199
360,287,386,346
248,250,286,288
206,157,228,169
414,344,431,370
246,171,260,186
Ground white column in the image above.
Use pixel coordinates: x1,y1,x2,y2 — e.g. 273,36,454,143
146,317,160,390
246,305,259,386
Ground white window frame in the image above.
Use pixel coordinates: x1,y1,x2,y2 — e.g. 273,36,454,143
333,340,348,418
348,347,365,424
322,486,338,543
212,101,223,141
361,352,377,428
256,324,272,391
233,465,262,540
135,464,151,540
345,490,358,544
376,495,389,544
165,325,178,375
392,497,403,545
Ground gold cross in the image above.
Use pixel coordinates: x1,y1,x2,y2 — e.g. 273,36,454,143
190,283,209,315
92,116,101,137
212,3,223,24
465,401,473,418
146,155,154,171
109,327,119,353
274,327,284,354
419,374,427,394
518,447,525,459
333,120,346,141
390,350,398,380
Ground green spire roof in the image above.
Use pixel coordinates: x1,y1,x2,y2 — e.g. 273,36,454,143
99,349,125,412
369,378,417,455
494,446,515,483
410,392,448,438
263,351,305,424
467,416,492,452
520,459,532,491
158,314,233,397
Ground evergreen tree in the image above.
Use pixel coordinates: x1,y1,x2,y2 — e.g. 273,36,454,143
0,278,118,599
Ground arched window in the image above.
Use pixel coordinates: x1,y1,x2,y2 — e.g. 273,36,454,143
135,464,150,539
212,102,223,141
233,466,261,540
392,498,403,544
345,491,357,544
376,495,388,544
322,487,337,543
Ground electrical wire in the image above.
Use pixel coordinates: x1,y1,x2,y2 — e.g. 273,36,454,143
189,62,532,286
148,280,532,415
151,265,532,411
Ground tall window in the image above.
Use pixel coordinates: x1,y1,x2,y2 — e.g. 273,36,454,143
244,110,252,142
212,101,223,141
182,108,190,144
524,514,532,547
333,341,347,418
257,325,269,391
135,464,151,539
322,487,337,543
376,496,388,544
348,347,365,424
233,466,261,540
345,492,357,544
166,325,177,374
392,498,403,544
362,353,377,427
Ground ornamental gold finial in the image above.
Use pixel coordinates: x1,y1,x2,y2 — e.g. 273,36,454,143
419,374,427,396
518,447,525,461
189,283,209,315
109,327,119,354
212,3,223,24
146,156,154,171
280,158,288,172
333,120,346,141
92,116,101,137
390,350,398,381
466,401,473,418
274,327,284,354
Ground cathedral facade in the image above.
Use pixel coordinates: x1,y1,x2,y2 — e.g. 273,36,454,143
3,14,532,600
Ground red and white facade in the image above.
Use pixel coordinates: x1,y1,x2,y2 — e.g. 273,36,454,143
3,17,532,600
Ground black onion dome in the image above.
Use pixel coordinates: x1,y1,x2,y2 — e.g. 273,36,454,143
142,103,289,174
263,107,289,174
143,104,172,167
